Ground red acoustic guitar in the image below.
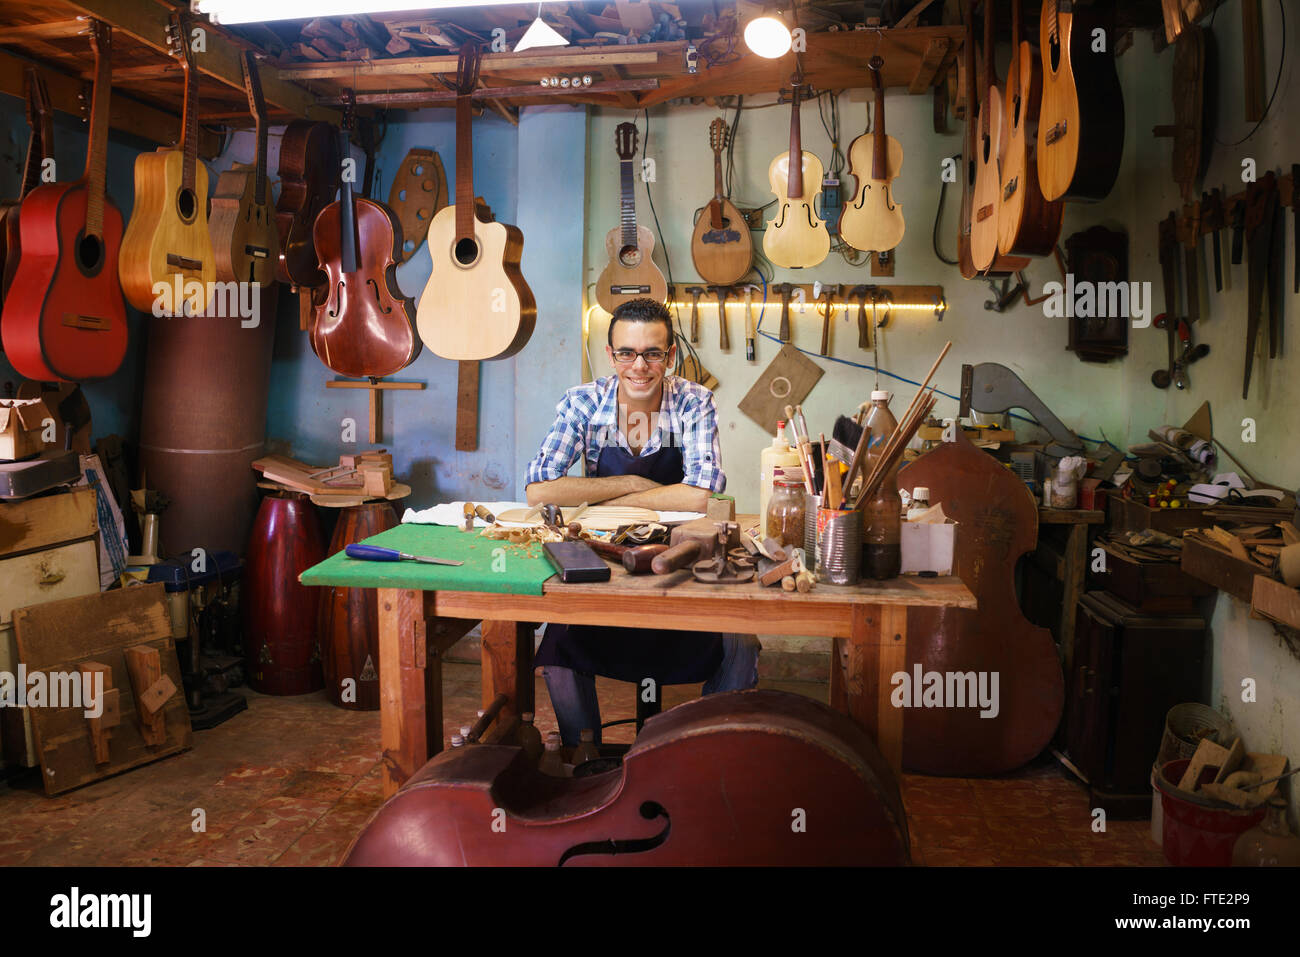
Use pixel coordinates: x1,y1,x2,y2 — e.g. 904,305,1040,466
0,67,52,306
1,20,127,381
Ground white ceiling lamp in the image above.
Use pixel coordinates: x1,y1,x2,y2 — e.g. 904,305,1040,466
743,11,793,59
194,0,560,27
514,6,569,53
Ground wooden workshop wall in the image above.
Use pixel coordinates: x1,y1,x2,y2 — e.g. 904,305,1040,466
0,94,150,442
582,92,1135,516
1120,4,1300,791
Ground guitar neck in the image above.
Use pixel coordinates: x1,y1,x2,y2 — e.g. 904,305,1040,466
1011,0,1022,50
180,47,199,198
619,156,637,248
84,23,112,239
982,0,996,91
454,90,474,241
787,84,804,199
712,150,725,202
243,51,269,207
963,1,977,169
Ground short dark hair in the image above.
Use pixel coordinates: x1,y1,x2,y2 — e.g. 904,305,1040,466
607,298,675,349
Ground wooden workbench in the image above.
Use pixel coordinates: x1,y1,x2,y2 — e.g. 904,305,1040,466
372,565,975,798
1035,507,1105,680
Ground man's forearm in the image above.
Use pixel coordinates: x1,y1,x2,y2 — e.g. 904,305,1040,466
525,475,657,506
601,483,711,512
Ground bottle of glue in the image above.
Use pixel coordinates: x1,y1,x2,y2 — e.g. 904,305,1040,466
760,420,802,523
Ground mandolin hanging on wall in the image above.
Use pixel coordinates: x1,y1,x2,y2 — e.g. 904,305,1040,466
689,118,753,285
2,19,128,381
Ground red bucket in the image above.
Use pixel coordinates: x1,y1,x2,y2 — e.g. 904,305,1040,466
1155,759,1266,866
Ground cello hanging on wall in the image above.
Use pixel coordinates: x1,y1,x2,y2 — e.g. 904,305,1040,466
344,690,910,866
897,428,1064,775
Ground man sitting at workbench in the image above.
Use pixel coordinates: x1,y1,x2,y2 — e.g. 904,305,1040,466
524,298,760,746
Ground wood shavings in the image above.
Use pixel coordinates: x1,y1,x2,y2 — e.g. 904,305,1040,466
478,523,564,545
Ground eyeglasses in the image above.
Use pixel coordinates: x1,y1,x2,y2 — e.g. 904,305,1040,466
611,348,670,365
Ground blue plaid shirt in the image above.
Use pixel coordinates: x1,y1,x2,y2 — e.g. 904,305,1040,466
525,375,726,492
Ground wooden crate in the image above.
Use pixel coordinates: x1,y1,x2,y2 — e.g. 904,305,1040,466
1107,492,1210,535
1181,534,1262,603
1251,576,1300,629
0,486,97,560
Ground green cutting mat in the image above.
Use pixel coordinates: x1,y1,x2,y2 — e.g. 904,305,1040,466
299,524,556,595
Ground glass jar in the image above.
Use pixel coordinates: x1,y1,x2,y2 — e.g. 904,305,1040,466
766,478,806,549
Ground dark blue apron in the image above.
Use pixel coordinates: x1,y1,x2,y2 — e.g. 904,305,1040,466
534,440,724,684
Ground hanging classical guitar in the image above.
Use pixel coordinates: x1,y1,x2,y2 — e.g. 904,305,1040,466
309,93,420,379
344,690,910,866
1,20,128,381
416,43,535,360
275,120,339,289
1037,0,1124,202
210,51,278,286
118,14,213,316
839,56,905,254
958,0,1028,279
595,122,669,314
764,75,829,269
898,429,1063,775
996,0,1064,257
970,0,1006,271
689,118,753,285
0,67,52,305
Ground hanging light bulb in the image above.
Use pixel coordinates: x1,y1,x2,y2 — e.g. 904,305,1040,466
515,3,570,52
744,12,792,59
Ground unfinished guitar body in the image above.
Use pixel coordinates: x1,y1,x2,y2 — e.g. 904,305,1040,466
840,134,905,253
595,224,668,313
210,164,278,285
119,148,214,315
997,33,1064,257
970,88,1004,271
764,151,830,269
416,202,536,361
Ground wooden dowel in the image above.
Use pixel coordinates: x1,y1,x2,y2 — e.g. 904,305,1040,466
467,693,509,742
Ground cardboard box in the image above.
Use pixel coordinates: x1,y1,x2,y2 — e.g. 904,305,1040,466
901,520,956,575
0,398,52,462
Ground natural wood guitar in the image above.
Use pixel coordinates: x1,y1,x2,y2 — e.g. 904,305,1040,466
689,118,753,285
996,0,1064,257
119,12,214,315
1037,0,1125,202
210,51,278,286
0,67,52,304
1,20,128,381
970,0,1005,271
595,122,668,313
839,56,905,254
416,43,535,360
958,0,1029,279
764,75,830,269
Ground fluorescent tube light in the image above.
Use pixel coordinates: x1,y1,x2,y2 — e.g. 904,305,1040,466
195,0,557,26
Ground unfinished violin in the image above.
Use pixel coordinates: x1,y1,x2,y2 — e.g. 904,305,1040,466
344,690,910,866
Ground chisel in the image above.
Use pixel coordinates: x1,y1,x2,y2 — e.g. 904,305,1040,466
345,544,464,566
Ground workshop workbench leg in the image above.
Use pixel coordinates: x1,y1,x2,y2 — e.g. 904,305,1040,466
480,620,536,726
842,606,908,780
378,588,429,799
829,638,847,712
1060,524,1087,680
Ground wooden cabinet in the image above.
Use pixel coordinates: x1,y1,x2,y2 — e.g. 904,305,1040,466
1067,590,1206,817
0,487,100,769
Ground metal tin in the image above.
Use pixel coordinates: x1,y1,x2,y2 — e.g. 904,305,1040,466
815,506,860,585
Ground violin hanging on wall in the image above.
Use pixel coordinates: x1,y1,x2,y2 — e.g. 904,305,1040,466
839,56,905,254
416,43,535,360
308,92,420,379
118,11,214,316
2,19,128,382
763,74,829,269
210,51,279,286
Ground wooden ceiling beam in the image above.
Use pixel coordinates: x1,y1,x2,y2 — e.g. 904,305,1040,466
54,0,334,121
278,47,661,81
320,77,660,107
0,47,221,157
0,19,92,42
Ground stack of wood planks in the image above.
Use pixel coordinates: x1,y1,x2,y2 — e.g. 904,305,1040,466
253,451,399,503
1187,520,1298,571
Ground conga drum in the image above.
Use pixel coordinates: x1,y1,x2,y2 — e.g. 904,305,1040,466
318,501,399,709
244,491,325,695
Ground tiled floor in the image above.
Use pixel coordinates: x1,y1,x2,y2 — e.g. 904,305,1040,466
0,661,1167,866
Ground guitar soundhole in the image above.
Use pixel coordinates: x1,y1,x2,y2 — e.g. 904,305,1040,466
981,133,992,165
1013,95,1023,129
177,187,197,223
618,245,641,268
75,230,104,277
1049,37,1061,74
454,236,480,267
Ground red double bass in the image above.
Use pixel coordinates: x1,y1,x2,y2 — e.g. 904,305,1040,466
2,20,128,381
344,690,910,866
898,428,1063,775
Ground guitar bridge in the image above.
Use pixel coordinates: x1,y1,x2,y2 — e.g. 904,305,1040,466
610,285,651,294
702,229,741,245
1002,177,1019,201
166,253,204,271
1044,121,1068,146
61,313,111,331
976,204,996,223
244,245,270,259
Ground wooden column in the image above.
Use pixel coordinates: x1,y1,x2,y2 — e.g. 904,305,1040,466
1060,523,1088,681
377,588,427,798
480,620,535,723
843,605,908,779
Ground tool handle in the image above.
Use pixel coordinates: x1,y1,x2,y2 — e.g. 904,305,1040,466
651,539,706,575
474,504,495,523
584,539,627,561
346,544,401,562
622,543,669,574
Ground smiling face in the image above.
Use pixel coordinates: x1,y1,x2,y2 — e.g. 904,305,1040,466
606,316,675,407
